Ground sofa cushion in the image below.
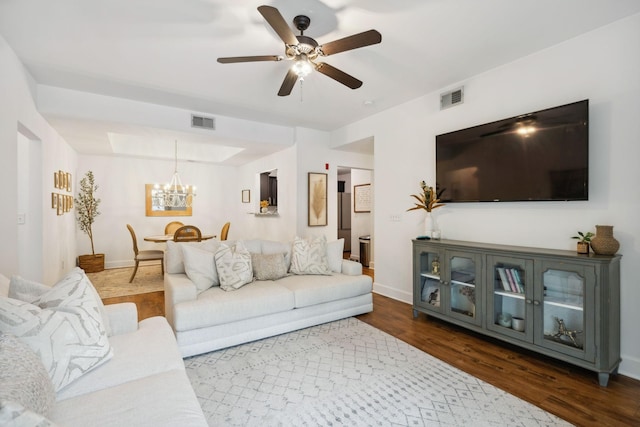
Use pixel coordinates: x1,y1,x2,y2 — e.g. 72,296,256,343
251,252,288,281
326,238,345,273
289,236,332,275
50,369,207,427
173,281,295,331
56,316,184,401
165,239,221,274
0,331,55,417
215,242,253,291
277,273,373,309
182,244,219,293
0,270,113,392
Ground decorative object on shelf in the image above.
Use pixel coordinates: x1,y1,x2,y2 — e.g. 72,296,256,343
498,312,512,328
431,257,440,274
590,225,620,255
308,172,327,226
75,171,104,273
407,181,444,237
260,199,269,213
153,140,196,210
512,317,525,332
551,317,582,348
572,231,594,254
460,286,475,305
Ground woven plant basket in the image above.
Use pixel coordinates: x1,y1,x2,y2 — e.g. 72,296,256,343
78,254,105,273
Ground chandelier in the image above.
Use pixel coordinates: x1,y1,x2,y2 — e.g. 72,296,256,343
154,140,196,209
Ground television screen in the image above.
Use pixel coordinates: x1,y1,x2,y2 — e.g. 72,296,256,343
436,100,588,202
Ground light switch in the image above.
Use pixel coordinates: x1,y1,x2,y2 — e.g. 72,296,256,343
17,213,26,224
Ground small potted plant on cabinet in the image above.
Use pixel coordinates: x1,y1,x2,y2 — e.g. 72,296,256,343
75,171,104,272
572,231,594,254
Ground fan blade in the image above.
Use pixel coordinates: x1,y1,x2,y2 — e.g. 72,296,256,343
319,29,382,56
278,69,298,96
315,62,362,89
257,5,298,46
217,55,281,64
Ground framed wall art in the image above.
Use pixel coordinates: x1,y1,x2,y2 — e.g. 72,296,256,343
354,183,372,213
308,172,327,226
242,189,250,203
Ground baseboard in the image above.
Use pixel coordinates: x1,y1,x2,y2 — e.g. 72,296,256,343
619,354,640,381
372,282,411,304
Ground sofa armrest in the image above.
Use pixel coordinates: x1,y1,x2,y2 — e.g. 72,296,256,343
164,274,198,329
105,302,138,335
341,259,363,276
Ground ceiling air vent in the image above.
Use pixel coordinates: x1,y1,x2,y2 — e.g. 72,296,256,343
191,114,215,130
440,87,464,110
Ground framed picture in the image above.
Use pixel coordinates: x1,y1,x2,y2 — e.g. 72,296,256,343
66,173,72,192
242,189,250,203
59,171,65,190
354,183,372,213
308,172,327,226
52,193,58,209
56,194,63,215
54,172,59,189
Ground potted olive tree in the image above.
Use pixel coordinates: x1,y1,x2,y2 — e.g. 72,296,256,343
75,171,104,272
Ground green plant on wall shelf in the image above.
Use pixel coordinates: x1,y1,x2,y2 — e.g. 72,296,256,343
74,171,101,255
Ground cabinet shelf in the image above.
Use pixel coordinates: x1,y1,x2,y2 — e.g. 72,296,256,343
544,298,584,311
451,280,476,288
494,290,524,299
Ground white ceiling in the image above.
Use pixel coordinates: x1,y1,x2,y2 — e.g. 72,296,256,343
1,0,639,164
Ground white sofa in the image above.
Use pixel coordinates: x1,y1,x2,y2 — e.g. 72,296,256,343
164,238,373,357
0,274,207,427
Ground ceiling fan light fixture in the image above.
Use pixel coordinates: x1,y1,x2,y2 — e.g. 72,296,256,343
292,55,313,77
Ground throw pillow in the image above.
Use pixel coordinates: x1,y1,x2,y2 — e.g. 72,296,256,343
251,253,288,281
326,238,345,273
289,236,332,275
215,242,253,291
0,270,113,392
9,269,112,337
165,239,221,274
0,331,55,417
182,244,219,293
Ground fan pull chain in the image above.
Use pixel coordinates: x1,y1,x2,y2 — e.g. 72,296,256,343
299,78,304,102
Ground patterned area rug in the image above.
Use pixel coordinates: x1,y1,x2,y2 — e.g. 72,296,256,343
86,265,164,299
184,318,571,426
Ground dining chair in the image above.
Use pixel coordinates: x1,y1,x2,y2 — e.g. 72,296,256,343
164,221,184,236
173,225,202,242
126,224,164,283
220,222,230,241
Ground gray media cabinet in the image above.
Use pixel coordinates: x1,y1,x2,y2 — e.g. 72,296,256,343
412,239,621,386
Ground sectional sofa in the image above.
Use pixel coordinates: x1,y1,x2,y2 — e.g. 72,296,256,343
164,237,374,357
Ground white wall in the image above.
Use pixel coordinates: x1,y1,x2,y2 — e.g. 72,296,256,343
0,35,78,284
332,14,640,379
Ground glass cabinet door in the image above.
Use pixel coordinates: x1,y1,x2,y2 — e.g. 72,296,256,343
446,251,481,325
536,263,595,361
416,249,444,313
486,256,533,341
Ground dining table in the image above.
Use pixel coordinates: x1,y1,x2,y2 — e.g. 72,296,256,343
144,233,216,242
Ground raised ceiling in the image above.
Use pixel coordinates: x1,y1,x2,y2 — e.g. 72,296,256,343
1,0,639,164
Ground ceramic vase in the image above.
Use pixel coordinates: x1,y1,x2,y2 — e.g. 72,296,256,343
590,225,620,255
424,212,433,237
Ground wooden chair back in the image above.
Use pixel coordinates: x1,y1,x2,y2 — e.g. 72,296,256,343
173,225,202,242
126,224,140,255
220,222,230,241
164,221,184,235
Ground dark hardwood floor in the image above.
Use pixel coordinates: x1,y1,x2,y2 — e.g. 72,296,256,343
103,262,640,426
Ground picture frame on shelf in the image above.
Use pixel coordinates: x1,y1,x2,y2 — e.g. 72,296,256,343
308,172,327,226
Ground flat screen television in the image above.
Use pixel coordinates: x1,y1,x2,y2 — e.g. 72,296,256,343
436,99,588,202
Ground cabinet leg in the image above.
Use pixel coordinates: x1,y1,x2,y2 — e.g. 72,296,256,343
598,372,610,387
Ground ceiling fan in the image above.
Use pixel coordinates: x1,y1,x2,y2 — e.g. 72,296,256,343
217,5,382,96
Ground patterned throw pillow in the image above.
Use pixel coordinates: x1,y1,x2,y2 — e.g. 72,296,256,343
0,269,113,391
0,332,55,417
251,253,288,281
215,242,253,291
289,236,332,275
182,244,219,293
